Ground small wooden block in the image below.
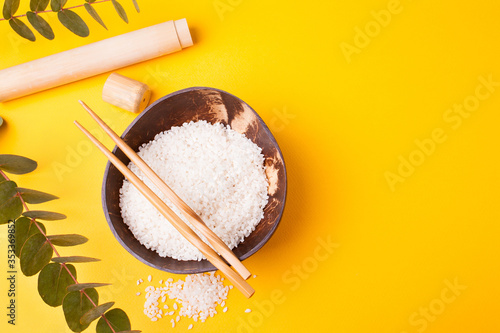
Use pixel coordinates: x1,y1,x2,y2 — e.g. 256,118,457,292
102,73,151,113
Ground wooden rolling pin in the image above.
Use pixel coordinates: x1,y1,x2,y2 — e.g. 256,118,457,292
0,19,193,102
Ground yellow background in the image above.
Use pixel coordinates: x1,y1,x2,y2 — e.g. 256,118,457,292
1,0,500,332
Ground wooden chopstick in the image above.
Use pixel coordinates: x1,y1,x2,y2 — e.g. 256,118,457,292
74,121,255,298
78,100,252,280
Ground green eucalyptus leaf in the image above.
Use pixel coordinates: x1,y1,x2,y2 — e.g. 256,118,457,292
26,11,55,40
131,0,139,13
50,0,67,12
0,116,3,127
67,283,110,292
85,0,96,2
63,288,98,332
30,0,50,11
96,308,131,333
15,216,46,257
20,233,53,276
58,9,89,37
9,17,36,41
0,154,37,175
84,3,107,30
23,210,66,220
38,263,76,307
52,256,100,263
3,0,20,19
48,234,88,246
16,187,58,204
111,0,128,23
0,180,23,225
80,301,114,326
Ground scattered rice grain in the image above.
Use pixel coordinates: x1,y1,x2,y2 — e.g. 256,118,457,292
140,272,232,324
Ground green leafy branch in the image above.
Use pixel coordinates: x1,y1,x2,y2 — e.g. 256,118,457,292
0,154,140,333
1,0,140,41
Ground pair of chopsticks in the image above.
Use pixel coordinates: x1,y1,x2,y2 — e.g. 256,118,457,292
75,101,254,298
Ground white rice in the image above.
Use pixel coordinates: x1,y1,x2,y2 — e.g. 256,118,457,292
140,272,228,324
119,120,269,260
167,272,229,321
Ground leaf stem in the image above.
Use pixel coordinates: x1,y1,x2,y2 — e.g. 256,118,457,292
5,171,117,333
0,0,112,22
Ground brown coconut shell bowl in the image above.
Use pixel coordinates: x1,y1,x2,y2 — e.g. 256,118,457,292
102,87,287,274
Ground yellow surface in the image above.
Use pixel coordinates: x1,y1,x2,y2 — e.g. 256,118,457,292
1,0,500,332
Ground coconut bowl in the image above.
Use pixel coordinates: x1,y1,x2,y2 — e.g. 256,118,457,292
102,87,287,274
